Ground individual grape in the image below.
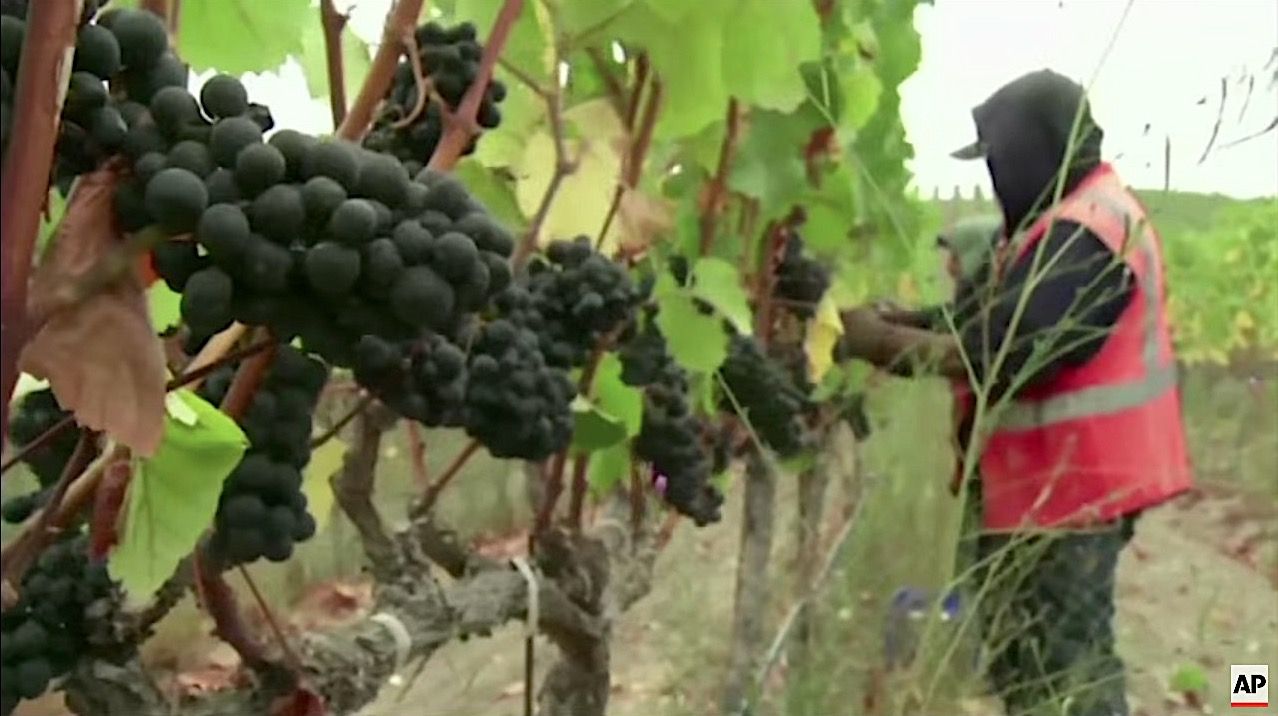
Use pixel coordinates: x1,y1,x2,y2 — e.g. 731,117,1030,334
304,242,361,297
326,198,377,245
389,265,453,330
208,116,263,167
166,139,214,178
303,140,361,191
247,183,304,242
144,167,207,233
199,74,249,120
149,86,201,136
234,142,286,196
180,265,234,334
108,9,167,70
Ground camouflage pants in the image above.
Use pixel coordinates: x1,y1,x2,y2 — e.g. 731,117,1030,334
959,485,1136,716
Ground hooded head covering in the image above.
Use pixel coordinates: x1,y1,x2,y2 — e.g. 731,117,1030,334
951,70,1104,231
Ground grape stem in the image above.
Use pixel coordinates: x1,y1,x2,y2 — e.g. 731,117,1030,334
585,47,628,116
389,31,438,130
596,53,652,249
194,548,272,670
511,1,576,271
405,422,429,487
237,565,304,673
567,453,589,532
336,0,427,140
699,98,742,256
320,0,351,128
0,334,276,479
427,0,526,171
413,438,480,517
0,0,84,442
309,392,374,449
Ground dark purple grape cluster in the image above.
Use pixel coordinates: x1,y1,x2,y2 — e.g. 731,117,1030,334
616,316,724,525
3,389,78,525
362,20,506,168
773,230,830,318
0,535,122,716
495,237,642,369
198,345,328,566
353,332,468,428
113,68,516,369
719,334,808,457
461,318,575,461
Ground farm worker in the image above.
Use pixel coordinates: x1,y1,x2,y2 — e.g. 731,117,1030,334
833,69,1193,715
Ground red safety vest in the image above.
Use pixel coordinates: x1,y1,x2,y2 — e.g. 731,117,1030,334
952,163,1193,530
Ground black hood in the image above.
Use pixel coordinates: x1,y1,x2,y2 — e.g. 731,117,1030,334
968,70,1104,230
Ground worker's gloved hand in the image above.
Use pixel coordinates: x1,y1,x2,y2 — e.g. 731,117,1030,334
834,305,891,363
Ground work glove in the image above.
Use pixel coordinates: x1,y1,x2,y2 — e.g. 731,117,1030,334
834,304,965,379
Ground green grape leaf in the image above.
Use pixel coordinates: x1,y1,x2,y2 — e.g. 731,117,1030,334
690,258,752,335
297,22,373,104
839,60,882,133
474,76,546,169
454,159,526,230
109,390,248,602
571,395,628,451
37,189,68,254
802,165,858,254
720,0,820,112
729,108,817,216
560,0,634,38
587,440,630,495
592,353,643,437
655,292,728,374
177,0,311,75
614,1,730,138
147,283,182,334
451,0,549,77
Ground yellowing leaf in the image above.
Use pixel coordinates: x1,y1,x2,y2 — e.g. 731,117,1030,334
515,100,625,246
805,293,844,383
302,437,344,531
1234,310,1256,332
109,390,247,603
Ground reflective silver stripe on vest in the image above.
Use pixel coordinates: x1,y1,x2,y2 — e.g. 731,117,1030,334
996,188,1177,431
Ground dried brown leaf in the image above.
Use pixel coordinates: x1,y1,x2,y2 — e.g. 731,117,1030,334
616,188,674,255
18,165,167,456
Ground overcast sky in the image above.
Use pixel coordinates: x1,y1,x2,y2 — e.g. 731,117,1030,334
904,0,1278,199
244,0,1277,200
